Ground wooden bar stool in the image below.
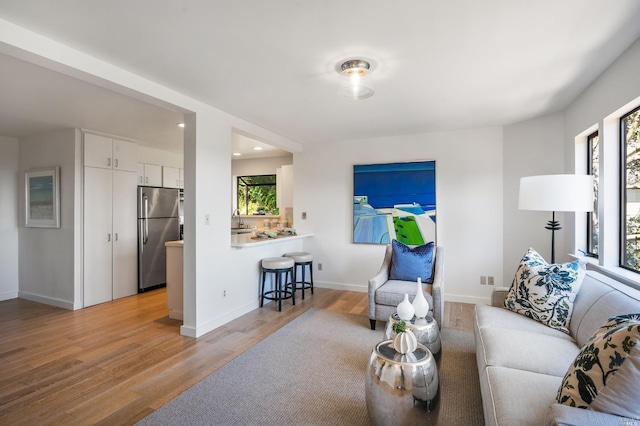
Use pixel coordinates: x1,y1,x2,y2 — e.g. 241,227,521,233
260,257,295,311
284,252,314,300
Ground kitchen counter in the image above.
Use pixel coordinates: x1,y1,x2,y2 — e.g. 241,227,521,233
230,232,313,248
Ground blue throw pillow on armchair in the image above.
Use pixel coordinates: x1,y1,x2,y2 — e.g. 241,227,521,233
389,239,435,283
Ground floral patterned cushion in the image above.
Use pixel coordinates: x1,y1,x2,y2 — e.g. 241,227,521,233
556,314,640,419
504,247,585,334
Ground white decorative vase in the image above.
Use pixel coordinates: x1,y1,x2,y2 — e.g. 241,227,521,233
393,330,418,354
412,277,430,319
397,293,415,321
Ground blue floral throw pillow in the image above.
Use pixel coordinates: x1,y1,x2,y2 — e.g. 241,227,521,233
504,247,585,334
389,239,434,283
556,314,640,419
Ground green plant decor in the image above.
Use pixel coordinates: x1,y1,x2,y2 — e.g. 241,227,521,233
392,320,407,334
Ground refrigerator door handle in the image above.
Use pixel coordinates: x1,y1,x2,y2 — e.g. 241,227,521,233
143,193,150,244
138,220,144,254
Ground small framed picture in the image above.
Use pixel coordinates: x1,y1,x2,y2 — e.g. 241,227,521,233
25,167,60,228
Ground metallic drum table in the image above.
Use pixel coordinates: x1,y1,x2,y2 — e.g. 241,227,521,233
384,313,441,361
365,340,440,425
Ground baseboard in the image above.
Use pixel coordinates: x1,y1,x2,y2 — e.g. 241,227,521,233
183,299,260,338
0,290,18,302
314,281,367,293
445,293,489,305
18,291,74,310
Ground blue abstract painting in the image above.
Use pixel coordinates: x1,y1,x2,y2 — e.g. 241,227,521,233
353,161,436,245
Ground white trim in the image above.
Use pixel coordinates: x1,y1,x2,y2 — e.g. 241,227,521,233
18,291,74,310
445,294,487,305
0,291,18,302
183,299,260,338
314,281,367,293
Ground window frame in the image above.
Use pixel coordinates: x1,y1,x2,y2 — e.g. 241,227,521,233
619,105,640,273
586,131,599,257
236,174,277,216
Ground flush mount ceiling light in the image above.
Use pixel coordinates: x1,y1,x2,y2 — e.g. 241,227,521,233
337,59,374,100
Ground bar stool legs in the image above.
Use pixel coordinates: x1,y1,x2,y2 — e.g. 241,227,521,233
260,257,295,311
284,252,314,300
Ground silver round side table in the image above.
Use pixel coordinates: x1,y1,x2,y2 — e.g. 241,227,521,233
365,340,440,426
384,313,441,361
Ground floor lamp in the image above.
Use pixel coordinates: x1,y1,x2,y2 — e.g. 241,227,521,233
518,174,594,263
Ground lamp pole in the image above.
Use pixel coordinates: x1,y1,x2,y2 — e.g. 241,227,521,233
545,211,562,263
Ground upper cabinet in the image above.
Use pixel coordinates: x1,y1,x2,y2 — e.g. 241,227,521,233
162,166,184,189
84,133,137,172
276,164,293,208
137,163,163,187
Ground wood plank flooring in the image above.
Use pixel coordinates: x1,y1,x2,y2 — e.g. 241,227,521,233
0,288,474,425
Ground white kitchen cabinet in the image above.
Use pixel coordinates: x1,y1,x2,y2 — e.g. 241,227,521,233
162,166,181,188
113,139,137,172
84,167,114,307
276,164,293,208
112,170,138,299
84,166,138,307
137,162,162,187
84,133,137,172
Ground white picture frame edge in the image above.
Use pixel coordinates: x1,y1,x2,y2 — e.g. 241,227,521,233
25,166,61,228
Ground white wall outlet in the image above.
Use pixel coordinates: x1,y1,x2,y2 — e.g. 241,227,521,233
223,290,226,297
204,213,210,225
488,276,494,286
318,263,323,271
480,276,486,285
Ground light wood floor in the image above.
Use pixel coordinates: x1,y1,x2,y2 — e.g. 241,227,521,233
0,288,475,425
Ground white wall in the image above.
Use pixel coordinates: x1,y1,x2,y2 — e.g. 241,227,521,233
500,38,640,282
564,37,640,269
0,135,19,300
502,113,565,281
232,155,292,176
137,145,183,168
18,128,82,309
295,127,504,304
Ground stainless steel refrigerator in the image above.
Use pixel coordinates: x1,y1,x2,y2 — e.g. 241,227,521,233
137,186,180,292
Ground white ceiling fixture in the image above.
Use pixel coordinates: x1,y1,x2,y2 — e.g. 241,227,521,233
337,59,374,100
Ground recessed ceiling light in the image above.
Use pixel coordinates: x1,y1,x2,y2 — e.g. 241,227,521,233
253,146,263,151
177,122,185,128
232,152,242,156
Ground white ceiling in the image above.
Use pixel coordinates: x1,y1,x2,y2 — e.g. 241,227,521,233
1,0,640,154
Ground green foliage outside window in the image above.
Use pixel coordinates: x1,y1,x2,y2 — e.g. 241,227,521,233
237,175,277,215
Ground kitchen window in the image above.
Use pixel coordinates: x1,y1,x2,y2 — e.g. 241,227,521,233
237,175,277,215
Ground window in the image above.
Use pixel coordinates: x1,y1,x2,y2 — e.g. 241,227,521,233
237,175,277,215
587,131,599,256
621,106,640,272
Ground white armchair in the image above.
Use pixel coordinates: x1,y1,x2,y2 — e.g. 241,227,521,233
368,245,444,330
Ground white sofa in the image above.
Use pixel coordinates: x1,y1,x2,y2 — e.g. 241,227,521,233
474,268,640,426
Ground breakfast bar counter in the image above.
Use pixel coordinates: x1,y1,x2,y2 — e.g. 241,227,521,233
230,232,313,249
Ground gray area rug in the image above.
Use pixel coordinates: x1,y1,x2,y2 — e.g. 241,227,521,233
138,309,483,425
